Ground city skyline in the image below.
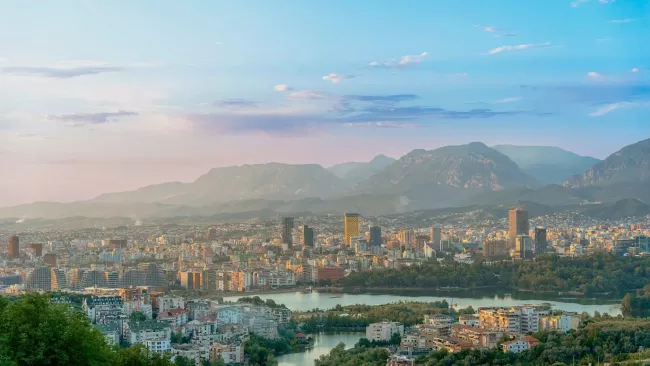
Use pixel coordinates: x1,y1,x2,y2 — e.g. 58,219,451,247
1,0,648,205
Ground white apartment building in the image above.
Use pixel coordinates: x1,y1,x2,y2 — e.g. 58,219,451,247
146,339,171,354
158,295,185,313
366,321,405,342
125,320,172,345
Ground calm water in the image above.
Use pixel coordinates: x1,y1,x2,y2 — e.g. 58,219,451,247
224,290,621,316
276,333,363,366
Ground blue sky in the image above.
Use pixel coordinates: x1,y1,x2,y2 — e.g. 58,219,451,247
0,0,649,205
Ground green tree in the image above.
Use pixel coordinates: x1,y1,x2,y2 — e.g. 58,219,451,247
173,355,194,366
130,311,148,322
0,293,116,365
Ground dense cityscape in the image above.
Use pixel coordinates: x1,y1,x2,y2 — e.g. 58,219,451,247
1,208,649,365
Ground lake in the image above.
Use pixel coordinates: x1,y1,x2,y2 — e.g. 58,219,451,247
224,290,622,316
276,332,364,366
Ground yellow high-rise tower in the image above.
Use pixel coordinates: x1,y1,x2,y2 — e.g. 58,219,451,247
344,213,360,246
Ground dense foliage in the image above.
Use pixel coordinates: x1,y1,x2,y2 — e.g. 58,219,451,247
244,328,314,366
621,284,650,317
0,294,202,366
421,317,650,365
314,342,390,366
340,253,650,295
299,301,468,333
237,296,286,309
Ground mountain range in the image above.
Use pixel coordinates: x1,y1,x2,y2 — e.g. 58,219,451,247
2,138,649,222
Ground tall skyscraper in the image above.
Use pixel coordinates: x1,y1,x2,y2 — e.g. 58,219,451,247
344,213,360,246
303,225,315,247
429,226,441,246
397,229,414,245
8,235,19,259
369,226,382,247
207,227,218,241
516,235,534,259
534,227,548,255
508,208,529,250
281,217,295,247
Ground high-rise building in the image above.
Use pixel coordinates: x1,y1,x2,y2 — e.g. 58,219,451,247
281,217,294,247
8,235,19,259
429,226,441,247
369,226,382,247
509,208,529,250
207,227,218,241
303,225,315,247
180,271,202,289
534,227,548,255
27,243,43,257
43,253,57,266
516,235,534,259
343,213,360,246
483,240,508,257
397,229,414,245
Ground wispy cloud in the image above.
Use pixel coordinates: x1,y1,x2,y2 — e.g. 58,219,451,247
570,0,588,7
273,84,293,92
48,111,137,127
587,71,605,79
631,68,640,73
493,33,517,38
214,99,258,108
322,73,355,84
590,101,650,116
0,61,124,78
494,97,522,103
598,0,615,3
288,90,335,100
473,24,499,32
454,72,469,77
488,42,551,55
368,52,428,68
185,92,549,135
609,18,636,24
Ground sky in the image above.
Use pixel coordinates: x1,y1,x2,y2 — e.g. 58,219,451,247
0,0,649,206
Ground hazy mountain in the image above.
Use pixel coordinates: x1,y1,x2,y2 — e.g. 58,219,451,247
564,138,650,188
93,182,188,203
327,154,396,185
354,142,538,201
493,145,600,184
91,163,348,206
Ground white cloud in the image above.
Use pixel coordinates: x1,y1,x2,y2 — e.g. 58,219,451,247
488,42,551,55
454,72,469,77
368,52,428,68
598,0,615,3
631,68,640,73
493,33,517,38
287,90,335,100
571,0,588,7
589,101,650,116
473,24,499,32
273,84,292,92
587,71,604,78
322,73,354,84
609,18,635,23
495,97,522,103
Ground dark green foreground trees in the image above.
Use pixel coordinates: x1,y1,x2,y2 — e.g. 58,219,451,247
0,294,186,366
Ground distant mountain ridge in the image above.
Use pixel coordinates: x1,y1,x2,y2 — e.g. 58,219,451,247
564,138,650,188
355,142,537,194
493,145,600,184
1,138,649,221
327,154,395,185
